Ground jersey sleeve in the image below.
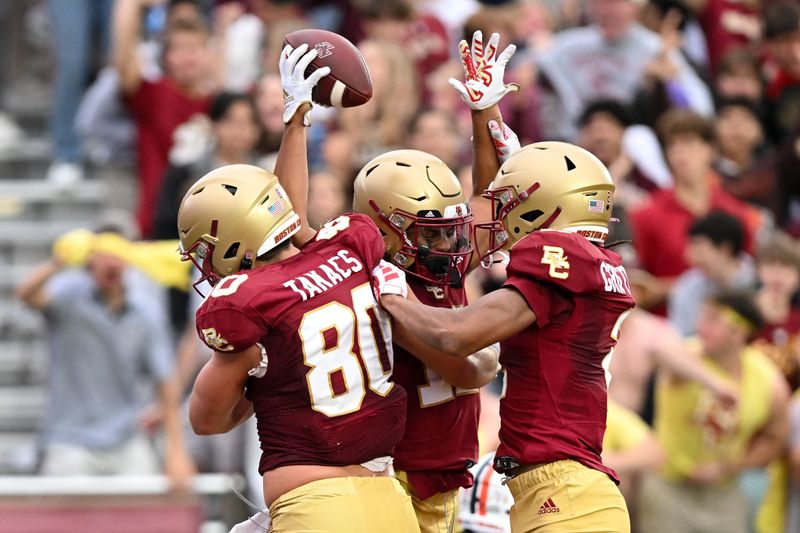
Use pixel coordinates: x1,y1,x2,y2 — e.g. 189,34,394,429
195,297,266,353
502,233,599,327
309,213,386,270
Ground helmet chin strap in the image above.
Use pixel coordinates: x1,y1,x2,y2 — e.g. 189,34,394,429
417,246,464,289
240,251,254,270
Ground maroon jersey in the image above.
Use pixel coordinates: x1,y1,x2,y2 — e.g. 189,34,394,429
392,281,480,500
195,213,407,474
496,231,635,482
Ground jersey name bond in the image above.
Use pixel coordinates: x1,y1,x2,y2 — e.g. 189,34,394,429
282,249,364,301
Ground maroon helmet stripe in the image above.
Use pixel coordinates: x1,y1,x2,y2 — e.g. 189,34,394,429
539,207,562,229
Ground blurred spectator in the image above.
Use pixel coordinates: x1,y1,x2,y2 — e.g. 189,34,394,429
603,399,664,521
338,39,420,163
753,232,800,387
511,0,556,53
787,392,800,532
762,1,800,145
47,0,114,185
113,0,216,238
361,0,449,88
307,171,348,229
715,47,763,101
536,0,713,140
639,0,709,71
320,128,360,183
609,308,738,422
640,291,790,533
669,212,757,336
214,1,264,92
0,2,23,153
409,109,463,169
714,98,779,216
686,0,762,76
254,73,284,163
577,100,664,211
153,92,263,240
14,230,194,487
630,109,762,312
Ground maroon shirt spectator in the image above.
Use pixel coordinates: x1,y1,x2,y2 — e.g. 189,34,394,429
630,109,763,313
113,1,216,237
694,0,762,75
762,1,800,144
125,77,211,236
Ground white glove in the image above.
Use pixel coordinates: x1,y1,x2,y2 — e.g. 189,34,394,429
449,31,518,110
488,119,521,163
279,43,331,126
371,260,408,301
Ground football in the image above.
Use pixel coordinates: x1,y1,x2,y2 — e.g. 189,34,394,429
283,29,372,108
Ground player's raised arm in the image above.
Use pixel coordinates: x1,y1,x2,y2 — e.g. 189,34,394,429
274,43,330,248
393,318,501,388
449,31,520,199
371,261,500,385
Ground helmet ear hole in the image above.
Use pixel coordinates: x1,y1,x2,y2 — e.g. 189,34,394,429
520,209,544,223
223,242,240,259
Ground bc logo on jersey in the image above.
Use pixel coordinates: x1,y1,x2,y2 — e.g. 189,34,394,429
202,327,234,352
541,246,570,279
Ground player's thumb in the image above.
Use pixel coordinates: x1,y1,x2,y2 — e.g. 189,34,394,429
448,78,469,98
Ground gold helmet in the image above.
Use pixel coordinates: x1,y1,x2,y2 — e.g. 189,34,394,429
476,141,614,260
177,164,301,290
353,149,473,288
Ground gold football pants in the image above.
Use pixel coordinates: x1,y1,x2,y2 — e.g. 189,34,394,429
269,476,421,533
396,470,460,533
505,460,630,533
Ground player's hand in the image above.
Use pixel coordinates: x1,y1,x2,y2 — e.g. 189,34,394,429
52,229,95,267
449,31,518,110
279,43,331,126
488,119,521,163
372,260,407,301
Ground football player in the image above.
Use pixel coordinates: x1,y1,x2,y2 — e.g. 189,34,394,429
179,48,420,533
377,142,636,533
275,34,518,533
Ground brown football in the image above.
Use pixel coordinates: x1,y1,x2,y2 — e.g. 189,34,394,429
284,29,372,108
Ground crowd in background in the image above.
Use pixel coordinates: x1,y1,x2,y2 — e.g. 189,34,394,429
4,0,800,532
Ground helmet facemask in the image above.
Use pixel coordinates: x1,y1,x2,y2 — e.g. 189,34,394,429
475,182,546,265
179,223,221,294
370,200,473,288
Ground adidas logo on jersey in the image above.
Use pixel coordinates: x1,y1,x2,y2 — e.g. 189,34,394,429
538,497,560,515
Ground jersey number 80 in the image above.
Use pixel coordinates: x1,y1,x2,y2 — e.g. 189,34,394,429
299,283,395,417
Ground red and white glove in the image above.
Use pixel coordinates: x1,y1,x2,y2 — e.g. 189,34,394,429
279,43,331,126
371,260,407,301
449,31,518,110
488,119,521,163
